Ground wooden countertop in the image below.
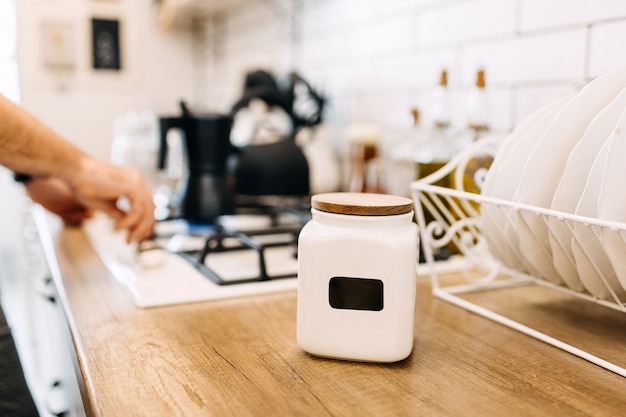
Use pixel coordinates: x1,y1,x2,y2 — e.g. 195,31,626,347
36,211,626,417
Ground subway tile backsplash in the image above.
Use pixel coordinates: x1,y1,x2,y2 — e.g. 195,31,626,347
461,29,588,84
418,0,517,46
589,20,626,77
520,0,626,31
200,0,626,143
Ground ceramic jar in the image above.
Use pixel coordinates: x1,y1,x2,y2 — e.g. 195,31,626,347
297,192,418,362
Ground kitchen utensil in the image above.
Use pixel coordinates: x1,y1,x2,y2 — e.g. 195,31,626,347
480,97,567,275
228,70,315,197
230,69,294,147
297,124,341,194
288,73,339,194
572,134,624,300
548,88,626,292
514,63,626,284
228,138,310,196
158,101,234,224
112,110,178,220
112,110,162,187
297,192,417,363
598,108,626,296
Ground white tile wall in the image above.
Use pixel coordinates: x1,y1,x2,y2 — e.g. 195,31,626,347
199,0,626,160
521,0,626,31
589,19,626,77
376,49,455,90
461,29,587,84
418,0,517,46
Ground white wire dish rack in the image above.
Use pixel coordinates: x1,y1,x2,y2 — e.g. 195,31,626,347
410,135,626,378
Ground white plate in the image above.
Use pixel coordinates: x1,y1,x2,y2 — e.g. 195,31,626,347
572,125,624,300
514,64,626,284
548,88,626,292
480,97,567,275
481,97,568,197
598,108,626,299
483,96,570,198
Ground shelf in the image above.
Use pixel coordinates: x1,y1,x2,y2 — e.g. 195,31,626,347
157,0,249,29
410,135,626,377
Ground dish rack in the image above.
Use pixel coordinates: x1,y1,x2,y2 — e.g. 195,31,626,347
410,135,626,377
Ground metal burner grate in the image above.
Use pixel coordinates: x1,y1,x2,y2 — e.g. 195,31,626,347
178,224,303,286
173,202,310,286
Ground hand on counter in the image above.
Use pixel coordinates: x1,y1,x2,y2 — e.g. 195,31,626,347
0,94,155,243
25,160,156,244
25,177,94,226
66,157,155,243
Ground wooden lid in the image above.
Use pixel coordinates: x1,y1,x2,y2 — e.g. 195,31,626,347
311,192,414,216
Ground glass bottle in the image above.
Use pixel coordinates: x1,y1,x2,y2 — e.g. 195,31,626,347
456,68,490,152
415,69,455,185
344,123,382,193
429,69,452,135
452,68,494,205
387,108,429,197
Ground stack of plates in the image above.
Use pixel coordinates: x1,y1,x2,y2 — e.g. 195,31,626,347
480,63,626,301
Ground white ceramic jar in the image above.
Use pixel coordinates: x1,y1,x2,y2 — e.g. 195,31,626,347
297,192,418,362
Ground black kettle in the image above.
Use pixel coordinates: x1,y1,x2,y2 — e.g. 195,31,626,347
158,102,234,224
227,70,311,197
228,139,310,196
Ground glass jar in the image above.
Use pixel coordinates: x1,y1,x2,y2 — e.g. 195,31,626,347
297,192,418,362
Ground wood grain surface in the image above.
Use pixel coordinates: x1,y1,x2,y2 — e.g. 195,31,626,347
40,216,626,417
311,192,414,216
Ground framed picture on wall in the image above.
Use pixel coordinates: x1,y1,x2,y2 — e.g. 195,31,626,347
41,21,76,69
91,18,121,71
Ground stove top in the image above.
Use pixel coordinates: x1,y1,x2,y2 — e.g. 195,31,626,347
84,204,310,308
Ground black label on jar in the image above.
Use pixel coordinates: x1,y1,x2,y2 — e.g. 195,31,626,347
328,277,383,311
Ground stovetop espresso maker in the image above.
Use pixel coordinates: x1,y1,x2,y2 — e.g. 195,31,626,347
158,102,234,224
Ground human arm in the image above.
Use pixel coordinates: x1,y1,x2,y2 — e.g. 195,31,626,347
0,94,155,242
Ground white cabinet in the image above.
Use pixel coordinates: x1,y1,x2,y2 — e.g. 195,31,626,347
157,0,248,29
5,204,86,417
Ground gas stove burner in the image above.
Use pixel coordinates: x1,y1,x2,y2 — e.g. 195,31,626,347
178,224,302,286
162,203,311,286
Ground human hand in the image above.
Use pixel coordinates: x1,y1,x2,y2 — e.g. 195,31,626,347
67,157,156,243
25,177,94,226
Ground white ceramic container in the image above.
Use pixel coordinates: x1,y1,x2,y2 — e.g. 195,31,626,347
297,192,418,363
